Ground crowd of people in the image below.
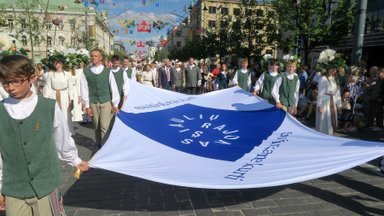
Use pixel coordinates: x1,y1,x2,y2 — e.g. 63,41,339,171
0,49,383,214
2,51,383,138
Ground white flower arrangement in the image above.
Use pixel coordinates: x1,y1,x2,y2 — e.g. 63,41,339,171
283,54,301,63
317,49,336,63
263,54,273,61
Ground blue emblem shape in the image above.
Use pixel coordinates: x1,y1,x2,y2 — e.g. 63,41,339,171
117,104,286,161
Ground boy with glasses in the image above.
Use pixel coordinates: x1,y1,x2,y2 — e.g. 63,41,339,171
0,55,89,215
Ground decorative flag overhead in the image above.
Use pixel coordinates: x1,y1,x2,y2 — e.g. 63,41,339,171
90,81,384,189
152,20,167,30
136,40,145,48
136,20,152,33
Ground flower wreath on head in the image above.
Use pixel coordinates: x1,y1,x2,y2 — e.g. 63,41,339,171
41,51,66,70
282,54,301,70
316,49,347,75
260,54,278,71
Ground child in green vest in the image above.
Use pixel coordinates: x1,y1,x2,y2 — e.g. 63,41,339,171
272,60,300,115
233,58,252,92
0,55,89,215
253,60,280,104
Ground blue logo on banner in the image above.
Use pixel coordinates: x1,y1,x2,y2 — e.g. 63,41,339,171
118,104,286,161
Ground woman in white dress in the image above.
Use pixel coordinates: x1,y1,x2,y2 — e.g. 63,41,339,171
141,64,155,87
43,59,75,134
70,64,83,122
316,66,342,135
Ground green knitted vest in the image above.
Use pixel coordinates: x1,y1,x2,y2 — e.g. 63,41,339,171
84,66,112,104
126,68,133,79
0,97,61,199
236,70,250,91
279,74,299,107
113,68,124,97
260,72,280,103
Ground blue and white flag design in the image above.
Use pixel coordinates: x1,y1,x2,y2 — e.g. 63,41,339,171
90,80,384,189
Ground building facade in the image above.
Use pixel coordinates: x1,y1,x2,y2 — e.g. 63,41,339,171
165,0,277,59
338,0,384,68
0,0,113,63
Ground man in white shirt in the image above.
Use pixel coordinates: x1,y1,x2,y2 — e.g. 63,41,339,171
80,48,120,148
122,56,137,82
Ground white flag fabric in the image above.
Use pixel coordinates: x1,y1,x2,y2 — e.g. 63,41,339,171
90,80,384,189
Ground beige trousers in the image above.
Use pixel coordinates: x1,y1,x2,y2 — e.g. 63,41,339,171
5,195,51,216
90,102,113,146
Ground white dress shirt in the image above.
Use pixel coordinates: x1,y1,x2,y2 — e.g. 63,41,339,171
0,93,82,191
232,69,252,88
111,67,131,97
123,67,137,82
272,72,300,107
80,64,120,108
254,71,279,93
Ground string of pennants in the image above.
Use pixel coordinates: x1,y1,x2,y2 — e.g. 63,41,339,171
115,19,168,35
125,40,156,48
140,0,160,7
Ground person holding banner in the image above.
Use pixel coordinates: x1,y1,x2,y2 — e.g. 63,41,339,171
272,60,300,115
80,49,120,148
110,55,130,109
253,60,280,104
0,55,89,215
232,58,252,92
316,65,342,135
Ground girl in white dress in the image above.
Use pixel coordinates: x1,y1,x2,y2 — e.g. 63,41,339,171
43,60,75,134
70,65,83,122
141,64,155,87
316,66,342,135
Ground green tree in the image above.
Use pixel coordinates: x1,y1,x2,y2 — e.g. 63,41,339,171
0,0,53,63
269,0,355,65
227,0,275,60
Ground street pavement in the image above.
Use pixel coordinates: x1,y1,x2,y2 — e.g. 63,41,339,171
58,120,384,216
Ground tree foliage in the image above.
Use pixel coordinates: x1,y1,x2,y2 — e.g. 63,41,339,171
269,0,355,65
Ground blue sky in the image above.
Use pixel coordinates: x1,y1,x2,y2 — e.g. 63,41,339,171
94,0,193,53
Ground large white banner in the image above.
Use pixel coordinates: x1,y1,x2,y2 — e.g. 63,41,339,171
90,80,384,189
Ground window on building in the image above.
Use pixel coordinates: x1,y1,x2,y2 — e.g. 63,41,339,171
58,36,65,46
266,49,273,55
32,19,39,30
7,19,14,29
246,9,253,16
233,8,240,16
209,6,216,14
208,20,216,28
221,7,229,15
70,37,76,47
69,19,76,30
20,19,27,29
256,9,264,17
33,35,39,46
176,41,181,47
21,35,27,46
46,22,52,30
47,36,52,46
